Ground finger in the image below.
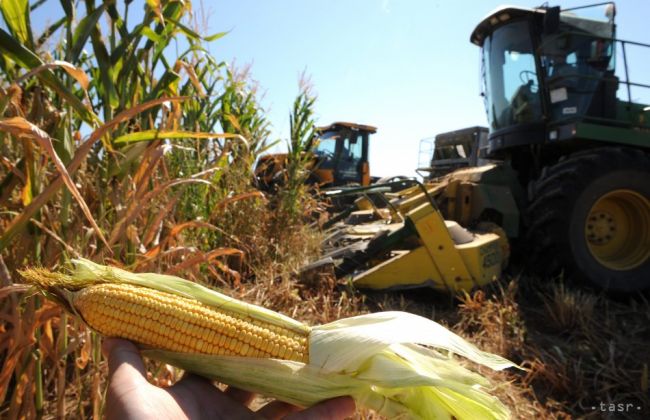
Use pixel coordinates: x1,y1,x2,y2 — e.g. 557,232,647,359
173,373,219,396
255,400,300,420
170,375,255,419
224,386,256,405
102,338,147,386
285,397,356,420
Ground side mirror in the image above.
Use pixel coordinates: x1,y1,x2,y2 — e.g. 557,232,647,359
544,6,560,34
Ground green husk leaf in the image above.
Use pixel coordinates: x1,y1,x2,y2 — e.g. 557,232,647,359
311,311,517,373
143,348,509,420
141,350,414,419
142,351,360,405
353,345,490,388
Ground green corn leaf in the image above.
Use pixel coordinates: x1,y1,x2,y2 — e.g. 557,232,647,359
70,4,106,62
204,31,228,42
105,2,129,39
141,26,163,44
0,50,8,73
151,25,175,67
110,20,152,66
87,6,119,112
30,0,48,12
166,18,198,39
0,0,33,48
146,69,180,100
59,0,73,18
36,16,66,47
0,27,44,68
0,28,99,124
165,17,228,42
113,130,243,145
161,1,183,21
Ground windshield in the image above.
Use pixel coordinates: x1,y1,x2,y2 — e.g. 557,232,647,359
313,132,338,168
482,20,543,130
314,132,337,156
313,130,365,178
433,143,469,160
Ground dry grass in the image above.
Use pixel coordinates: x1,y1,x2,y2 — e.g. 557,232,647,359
452,276,649,419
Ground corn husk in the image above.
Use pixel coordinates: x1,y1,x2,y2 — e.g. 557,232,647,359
21,259,517,419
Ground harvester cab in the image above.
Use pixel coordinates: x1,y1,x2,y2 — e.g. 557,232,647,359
471,2,645,164
417,126,490,180
471,2,650,291
255,122,376,190
311,122,376,187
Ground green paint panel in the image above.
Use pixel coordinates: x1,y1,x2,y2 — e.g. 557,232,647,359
575,122,650,149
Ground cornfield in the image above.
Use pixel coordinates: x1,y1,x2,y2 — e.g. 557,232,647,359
0,1,322,417
1,1,648,419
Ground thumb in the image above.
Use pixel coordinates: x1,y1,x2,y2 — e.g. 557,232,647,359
102,338,148,386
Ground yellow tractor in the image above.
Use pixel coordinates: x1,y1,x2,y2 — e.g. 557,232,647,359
255,122,376,189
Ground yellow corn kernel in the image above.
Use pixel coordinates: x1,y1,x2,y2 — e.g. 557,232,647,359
74,283,309,362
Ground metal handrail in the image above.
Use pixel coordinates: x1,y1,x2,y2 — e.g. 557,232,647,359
539,30,650,105
616,38,650,103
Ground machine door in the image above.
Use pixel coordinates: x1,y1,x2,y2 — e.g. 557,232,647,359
334,133,365,185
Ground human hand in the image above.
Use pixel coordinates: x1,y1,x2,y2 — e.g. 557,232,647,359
102,338,355,420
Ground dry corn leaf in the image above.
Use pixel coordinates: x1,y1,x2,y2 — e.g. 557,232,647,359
76,331,92,370
0,117,109,249
15,61,89,90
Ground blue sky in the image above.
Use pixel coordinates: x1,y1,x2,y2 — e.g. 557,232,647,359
26,0,650,177
205,0,649,176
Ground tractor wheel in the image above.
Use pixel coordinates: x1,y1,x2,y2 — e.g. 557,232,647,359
526,147,650,292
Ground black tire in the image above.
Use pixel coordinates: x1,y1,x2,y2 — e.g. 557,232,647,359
526,147,650,292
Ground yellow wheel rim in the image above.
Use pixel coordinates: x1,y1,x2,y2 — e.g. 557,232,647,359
585,189,650,271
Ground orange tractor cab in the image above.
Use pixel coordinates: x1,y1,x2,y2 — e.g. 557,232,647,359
255,122,376,189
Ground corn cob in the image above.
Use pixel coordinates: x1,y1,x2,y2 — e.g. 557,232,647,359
21,259,517,420
76,283,309,362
